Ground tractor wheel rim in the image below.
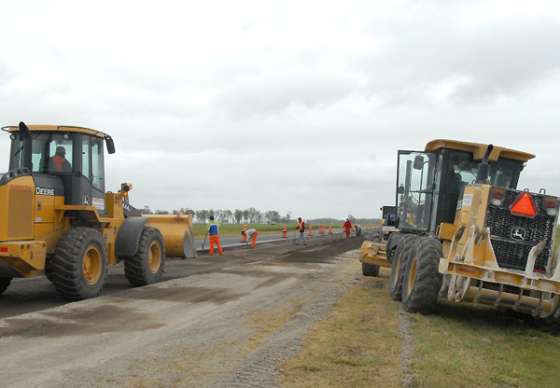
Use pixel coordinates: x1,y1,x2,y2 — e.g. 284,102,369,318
148,241,162,273
406,257,418,297
82,246,102,285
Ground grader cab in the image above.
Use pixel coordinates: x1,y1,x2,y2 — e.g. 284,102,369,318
0,122,195,300
363,139,560,318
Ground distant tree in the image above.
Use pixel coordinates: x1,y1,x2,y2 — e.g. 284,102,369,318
265,210,281,224
198,210,209,223
242,209,250,223
142,205,153,215
155,209,169,215
234,209,243,224
223,209,233,224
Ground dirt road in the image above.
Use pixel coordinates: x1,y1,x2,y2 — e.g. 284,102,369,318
0,238,362,387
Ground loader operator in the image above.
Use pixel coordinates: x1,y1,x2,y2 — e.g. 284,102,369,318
48,146,71,173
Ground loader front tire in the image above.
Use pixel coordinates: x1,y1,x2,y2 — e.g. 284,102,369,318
48,227,108,301
401,237,442,313
124,227,165,287
362,263,380,277
389,235,418,301
0,277,12,295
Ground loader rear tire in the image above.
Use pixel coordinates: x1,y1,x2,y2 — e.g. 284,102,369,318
389,235,418,301
124,227,165,287
362,263,380,277
48,227,108,301
0,277,12,295
401,237,442,313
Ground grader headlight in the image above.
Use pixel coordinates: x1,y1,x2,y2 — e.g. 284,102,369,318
543,196,559,217
490,187,506,207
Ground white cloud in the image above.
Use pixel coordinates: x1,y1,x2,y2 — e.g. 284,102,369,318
0,0,559,218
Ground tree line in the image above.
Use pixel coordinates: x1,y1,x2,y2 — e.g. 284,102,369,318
142,206,291,224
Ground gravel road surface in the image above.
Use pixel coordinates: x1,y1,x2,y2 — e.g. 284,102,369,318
0,237,362,387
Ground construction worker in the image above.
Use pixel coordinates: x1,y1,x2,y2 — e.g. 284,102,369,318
296,217,306,245
343,218,353,239
354,224,363,237
48,146,71,173
245,228,258,248
240,225,248,243
206,215,223,256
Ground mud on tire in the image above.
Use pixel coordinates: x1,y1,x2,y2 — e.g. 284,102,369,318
362,263,380,277
47,227,108,301
401,237,442,313
0,277,12,295
124,227,165,287
388,234,419,301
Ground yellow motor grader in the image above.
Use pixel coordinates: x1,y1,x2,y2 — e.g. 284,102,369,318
362,139,560,318
0,122,195,300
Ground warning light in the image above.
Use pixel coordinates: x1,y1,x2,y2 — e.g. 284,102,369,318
510,192,537,218
0,247,7,253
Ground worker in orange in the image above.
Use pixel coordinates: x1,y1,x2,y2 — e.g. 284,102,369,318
282,224,288,238
245,228,258,248
206,215,223,256
296,217,306,245
240,225,249,243
343,218,353,239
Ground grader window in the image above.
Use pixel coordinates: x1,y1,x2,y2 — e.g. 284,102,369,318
396,151,437,231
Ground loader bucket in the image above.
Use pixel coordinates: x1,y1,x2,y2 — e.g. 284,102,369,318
145,214,196,259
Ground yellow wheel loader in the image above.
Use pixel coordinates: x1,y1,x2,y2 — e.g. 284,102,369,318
367,139,560,318
0,122,195,300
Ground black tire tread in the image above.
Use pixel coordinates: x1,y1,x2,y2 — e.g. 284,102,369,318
47,227,108,301
124,227,165,287
0,277,12,295
389,234,419,301
402,237,442,313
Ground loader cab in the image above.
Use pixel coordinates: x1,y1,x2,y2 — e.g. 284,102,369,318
3,124,115,213
395,139,531,234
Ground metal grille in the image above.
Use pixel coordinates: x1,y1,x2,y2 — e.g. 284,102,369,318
486,190,556,272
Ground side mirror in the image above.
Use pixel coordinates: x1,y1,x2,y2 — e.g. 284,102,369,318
413,155,425,170
105,136,116,154
397,185,405,194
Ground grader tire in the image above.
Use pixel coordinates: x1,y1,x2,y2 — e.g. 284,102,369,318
362,263,380,277
124,227,165,287
0,277,12,295
48,227,108,301
388,235,419,301
401,237,442,313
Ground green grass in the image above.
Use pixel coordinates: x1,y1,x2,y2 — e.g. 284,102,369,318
281,259,560,388
281,267,401,388
411,303,560,388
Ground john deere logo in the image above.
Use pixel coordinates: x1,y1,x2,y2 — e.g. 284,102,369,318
511,227,526,241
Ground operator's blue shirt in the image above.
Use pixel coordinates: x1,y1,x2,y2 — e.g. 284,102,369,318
208,222,219,236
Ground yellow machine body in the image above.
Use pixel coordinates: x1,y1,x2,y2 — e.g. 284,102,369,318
438,184,560,317
0,124,194,282
361,139,560,318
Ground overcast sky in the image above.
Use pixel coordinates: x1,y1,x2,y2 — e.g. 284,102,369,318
1,0,560,219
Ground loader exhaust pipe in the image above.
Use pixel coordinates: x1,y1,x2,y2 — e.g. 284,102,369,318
476,144,494,184
18,122,32,171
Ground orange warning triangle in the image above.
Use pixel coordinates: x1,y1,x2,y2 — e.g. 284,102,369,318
510,192,537,218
